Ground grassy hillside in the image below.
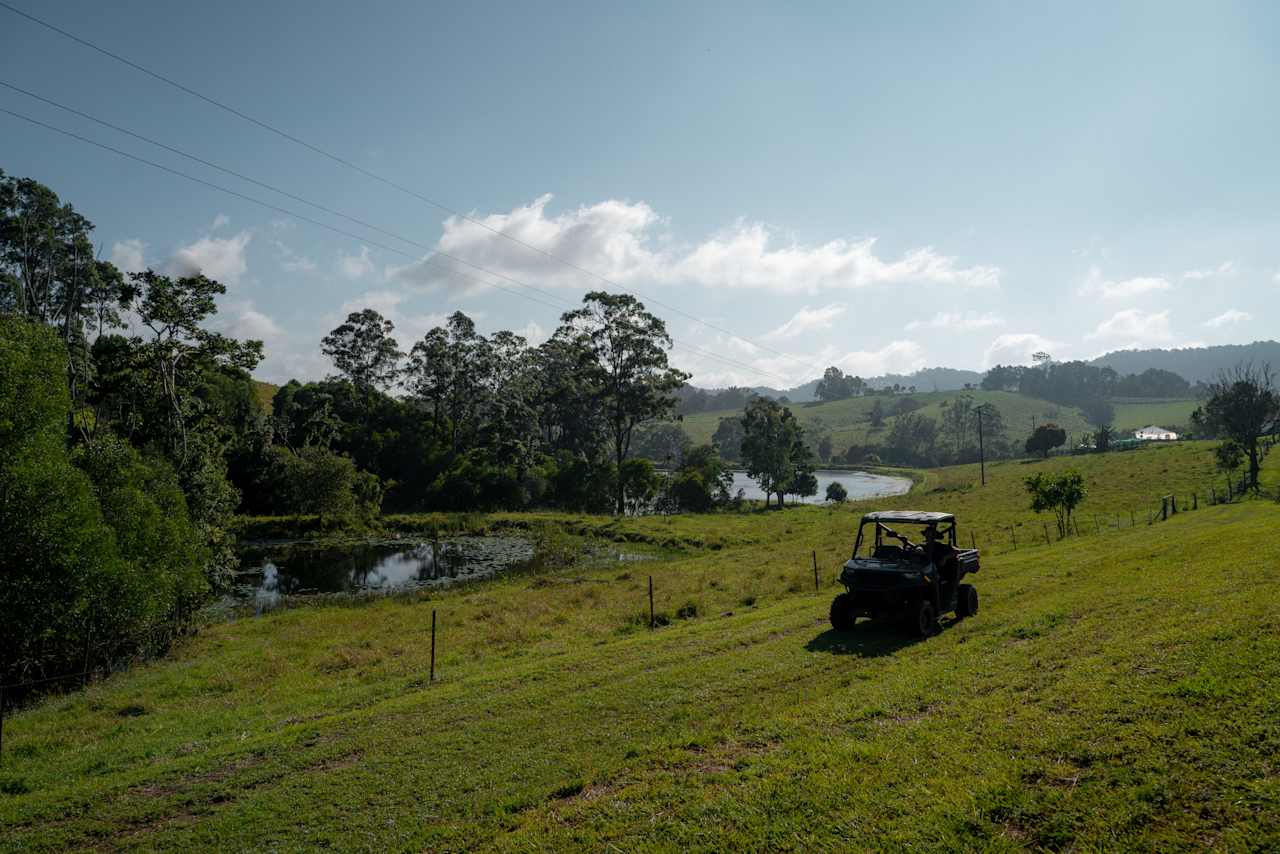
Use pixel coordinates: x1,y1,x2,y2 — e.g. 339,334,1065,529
682,390,1094,456
1112,398,1199,433
1,443,1277,851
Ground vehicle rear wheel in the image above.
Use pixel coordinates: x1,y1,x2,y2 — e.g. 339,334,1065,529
907,599,936,637
829,592,857,632
956,584,979,618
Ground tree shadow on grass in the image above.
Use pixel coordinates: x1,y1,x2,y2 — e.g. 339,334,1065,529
806,617,958,657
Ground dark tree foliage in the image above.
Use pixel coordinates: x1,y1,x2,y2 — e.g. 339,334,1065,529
885,411,939,466
0,316,206,685
1114,368,1191,398
628,420,692,465
1080,397,1115,430
711,415,746,462
673,384,755,415
321,308,403,391
1026,423,1068,458
1195,364,1279,490
559,292,689,515
740,397,813,508
815,366,865,401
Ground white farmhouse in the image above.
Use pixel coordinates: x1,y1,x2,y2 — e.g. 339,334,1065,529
1135,425,1179,441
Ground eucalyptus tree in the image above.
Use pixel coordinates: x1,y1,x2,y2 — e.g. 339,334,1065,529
557,291,689,515
131,270,263,462
529,331,607,460
321,308,403,392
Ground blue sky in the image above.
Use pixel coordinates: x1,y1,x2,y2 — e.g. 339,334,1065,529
3,0,1277,387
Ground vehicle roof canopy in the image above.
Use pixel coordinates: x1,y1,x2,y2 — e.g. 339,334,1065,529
860,511,955,525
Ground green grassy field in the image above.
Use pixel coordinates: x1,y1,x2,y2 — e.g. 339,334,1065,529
2,442,1277,851
1112,398,1200,433
680,391,1094,457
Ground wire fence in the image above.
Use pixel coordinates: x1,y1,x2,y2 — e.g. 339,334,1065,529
957,472,1268,560
2,467,1273,766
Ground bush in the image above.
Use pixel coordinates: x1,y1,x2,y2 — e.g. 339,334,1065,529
826,481,848,503
261,444,382,523
0,316,207,684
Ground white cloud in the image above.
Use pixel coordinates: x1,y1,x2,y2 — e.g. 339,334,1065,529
110,239,147,274
218,299,282,339
672,226,999,293
831,340,926,377
1087,309,1173,342
168,231,252,285
762,303,847,341
211,213,231,231
339,245,376,280
389,194,1000,295
1182,261,1235,280
673,336,924,389
983,333,1058,368
1204,309,1251,328
1077,267,1171,301
904,311,1003,332
274,240,317,273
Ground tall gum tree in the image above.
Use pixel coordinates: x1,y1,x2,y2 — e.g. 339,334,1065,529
558,291,689,515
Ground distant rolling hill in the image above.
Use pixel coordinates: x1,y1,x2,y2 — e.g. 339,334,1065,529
680,390,1094,457
1092,341,1280,384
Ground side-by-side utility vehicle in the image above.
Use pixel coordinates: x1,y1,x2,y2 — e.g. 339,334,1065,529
829,511,980,637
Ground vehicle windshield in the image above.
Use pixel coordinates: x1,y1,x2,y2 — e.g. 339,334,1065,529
852,521,956,560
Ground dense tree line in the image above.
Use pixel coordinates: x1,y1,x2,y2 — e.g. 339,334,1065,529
1,171,257,684
982,361,1195,402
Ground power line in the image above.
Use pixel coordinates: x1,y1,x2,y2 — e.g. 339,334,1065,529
0,0,826,383
0,107,796,385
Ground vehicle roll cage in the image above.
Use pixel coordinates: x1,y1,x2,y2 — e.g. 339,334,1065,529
852,519,957,558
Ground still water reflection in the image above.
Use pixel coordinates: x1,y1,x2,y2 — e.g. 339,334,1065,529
235,536,534,613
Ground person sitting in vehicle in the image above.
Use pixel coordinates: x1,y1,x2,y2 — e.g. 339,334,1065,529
922,524,952,567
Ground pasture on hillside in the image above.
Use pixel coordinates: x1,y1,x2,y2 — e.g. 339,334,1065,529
680,390,1095,458
1111,398,1200,433
0,442,1276,851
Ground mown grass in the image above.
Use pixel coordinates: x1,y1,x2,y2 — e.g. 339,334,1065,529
1,442,1277,851
680,390,1094,457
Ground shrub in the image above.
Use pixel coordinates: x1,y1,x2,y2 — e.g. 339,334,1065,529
0,317,207,684
826,481,848,503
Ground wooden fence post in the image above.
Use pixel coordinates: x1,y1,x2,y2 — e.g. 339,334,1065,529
1211,486,1217,505
812,551,819,592
1192,492,1198,510
429,609,437,682
1171,494,1178,515
970,531,976,550
1009,527,1017,550
1129,510,1135,528
649,576,655,629
1043,522,1051,545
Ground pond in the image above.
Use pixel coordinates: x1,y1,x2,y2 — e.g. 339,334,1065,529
231,536,536,614
728,469,911,504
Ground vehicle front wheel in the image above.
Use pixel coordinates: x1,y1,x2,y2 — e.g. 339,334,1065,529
956,584,979,618
907,599,936,638
829,592,857,632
